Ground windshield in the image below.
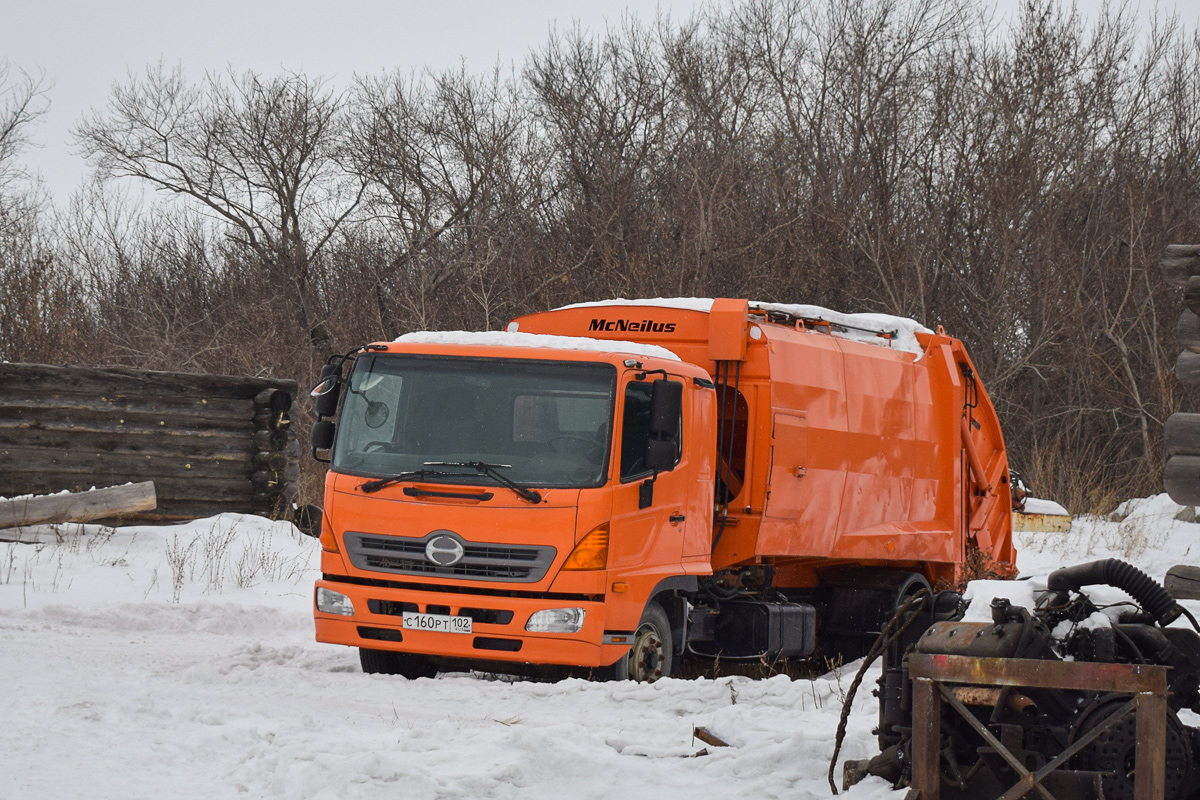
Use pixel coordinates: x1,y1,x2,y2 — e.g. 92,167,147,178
332,355,616,489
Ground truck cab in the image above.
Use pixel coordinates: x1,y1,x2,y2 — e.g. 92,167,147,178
311,332,716,679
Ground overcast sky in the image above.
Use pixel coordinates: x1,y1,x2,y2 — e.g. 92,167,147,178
4,0,1198,202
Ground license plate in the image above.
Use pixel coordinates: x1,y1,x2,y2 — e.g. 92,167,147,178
402,612,473,635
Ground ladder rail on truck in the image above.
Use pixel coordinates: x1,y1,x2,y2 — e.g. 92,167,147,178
307,298,1015,680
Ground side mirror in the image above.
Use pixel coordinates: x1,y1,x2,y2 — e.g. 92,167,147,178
311,364,342,418
644,378,682,473
644,439,677,472
311,419,336,452
648,378,682,439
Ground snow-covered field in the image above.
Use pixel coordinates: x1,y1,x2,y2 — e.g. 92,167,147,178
2,496,1197,799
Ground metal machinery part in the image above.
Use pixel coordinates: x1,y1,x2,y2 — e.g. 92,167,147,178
847,559,1200,800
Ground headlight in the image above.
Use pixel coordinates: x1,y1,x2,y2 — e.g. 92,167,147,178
525,607,586,633
316,587,355,616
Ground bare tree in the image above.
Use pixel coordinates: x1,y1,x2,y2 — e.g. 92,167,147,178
74,65,364,352
0,61,85,364
342,65,527,332
0,60,48,192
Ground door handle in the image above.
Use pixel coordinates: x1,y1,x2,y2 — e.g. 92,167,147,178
669,514,686,524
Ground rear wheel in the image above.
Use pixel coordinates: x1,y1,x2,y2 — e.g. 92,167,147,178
358,647,439,679
611,601,674,682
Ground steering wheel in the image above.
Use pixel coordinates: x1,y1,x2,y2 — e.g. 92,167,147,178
549,434,603,458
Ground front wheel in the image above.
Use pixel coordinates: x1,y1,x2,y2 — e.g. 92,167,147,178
359,647,438,679
610,601,674,682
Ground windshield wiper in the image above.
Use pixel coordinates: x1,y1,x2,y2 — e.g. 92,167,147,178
423,461,543,504
358,468,453,494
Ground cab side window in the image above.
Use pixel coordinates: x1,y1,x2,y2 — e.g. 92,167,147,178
620,381,681,481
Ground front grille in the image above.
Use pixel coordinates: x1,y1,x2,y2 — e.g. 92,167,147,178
345,531,556,583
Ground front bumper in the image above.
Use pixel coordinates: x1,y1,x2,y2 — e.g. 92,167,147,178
313,578,626,668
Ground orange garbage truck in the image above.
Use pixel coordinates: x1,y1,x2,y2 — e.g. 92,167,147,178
307,298,1015,680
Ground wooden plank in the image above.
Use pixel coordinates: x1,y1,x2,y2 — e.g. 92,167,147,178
1161,245,1200,287
1165,455,1200,506
1177,351,1200,384
1134,691,1167,800
0,482,157,528
1164,414,1200,458
1178,311,1200,353
0,362,297,401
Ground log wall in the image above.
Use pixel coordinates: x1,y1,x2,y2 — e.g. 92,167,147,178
0,362,298,521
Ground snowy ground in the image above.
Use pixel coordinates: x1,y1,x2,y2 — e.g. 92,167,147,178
2,496,1198,799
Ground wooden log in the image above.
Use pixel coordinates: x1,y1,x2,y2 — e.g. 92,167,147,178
1177,351,1200,385
0,412,255,439
131,501,255,521
1165,414,1200,458
0,482,157,529
253,490,288,513
250,469,284,491
0,446,256,480
253,429,288,451
0,392,249,420
252,409,292,431
252,450,289,471
0,410,254,436
1165,455,1200,506
1185,276,1200,317
254,388,293,413
1178,311,1200,354
1161,245,1200,288
0,362,297,402
0,427,256,456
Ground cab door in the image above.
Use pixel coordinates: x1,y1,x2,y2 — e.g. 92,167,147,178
606,370,700,583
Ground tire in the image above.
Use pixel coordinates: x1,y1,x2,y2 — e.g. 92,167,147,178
611,600,674,682
358,647,439,679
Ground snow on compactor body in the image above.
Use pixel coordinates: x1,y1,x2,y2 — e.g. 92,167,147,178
310,298,1015,679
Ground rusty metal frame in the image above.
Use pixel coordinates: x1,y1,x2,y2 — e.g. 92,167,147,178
907,654,1169,800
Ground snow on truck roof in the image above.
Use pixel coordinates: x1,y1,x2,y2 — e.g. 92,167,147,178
555,297,933,356
393,330,682,362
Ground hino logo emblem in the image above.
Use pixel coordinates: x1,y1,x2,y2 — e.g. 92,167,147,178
425,533,465,566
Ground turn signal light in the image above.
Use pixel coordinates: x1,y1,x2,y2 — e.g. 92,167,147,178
319,526,340,554
562,523,609,571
